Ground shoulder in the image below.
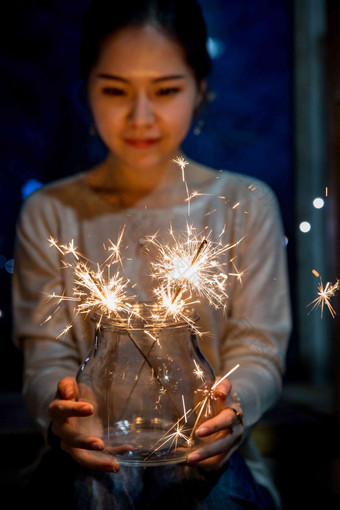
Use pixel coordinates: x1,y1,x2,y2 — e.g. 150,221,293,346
22,172,86,209
217,170,277,206
16,172,91,239
190,165,283,242
18,171,92,223
187,160,278,209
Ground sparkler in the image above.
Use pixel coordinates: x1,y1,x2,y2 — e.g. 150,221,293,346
44,158,247,464
73,263,132,319
193,360,205,382
149,222,244,316
48,226,240,332
211,363,240,390
46,158,245,333
144,417,193,461
173,156,191,215
145,363,240,460
308,271,340,319
188,363,240,440
47,229,136,331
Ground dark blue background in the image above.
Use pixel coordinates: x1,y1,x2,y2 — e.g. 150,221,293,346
0,0,295,389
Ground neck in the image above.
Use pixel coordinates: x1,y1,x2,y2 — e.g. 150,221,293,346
87,154,215,209
103,152,186,195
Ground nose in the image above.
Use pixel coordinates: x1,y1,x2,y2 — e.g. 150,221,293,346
128,93,155,126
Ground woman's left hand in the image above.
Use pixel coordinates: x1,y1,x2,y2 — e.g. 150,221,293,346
186,378,244,471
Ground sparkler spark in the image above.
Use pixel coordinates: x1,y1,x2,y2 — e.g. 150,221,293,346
172,156,191,215
149,223,243,315
145,362,240,460
43,157,248,465
182,395,187,422
211,363,240,390
308,273,340,318
48,236,65,254
144,420,193,460
46,159,245,334
47,229,135,330
73,263,133,318
193,359,205,382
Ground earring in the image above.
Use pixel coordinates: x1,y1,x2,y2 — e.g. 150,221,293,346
194,119,204,136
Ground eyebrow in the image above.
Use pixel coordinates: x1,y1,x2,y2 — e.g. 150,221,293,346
97,73,186,83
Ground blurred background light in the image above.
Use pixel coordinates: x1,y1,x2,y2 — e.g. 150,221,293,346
5,259,14,274
299,221,311,233
313,197,325,209
207,37,226,59
21,179,43,200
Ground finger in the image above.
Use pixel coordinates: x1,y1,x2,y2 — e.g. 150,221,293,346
187,431,241,465
49,400,93,420
188,442,240,471
62,443,120,473
57,377,78,400
56,428,105,451
104,444,135,455
195,407,239,438
211,378,231,398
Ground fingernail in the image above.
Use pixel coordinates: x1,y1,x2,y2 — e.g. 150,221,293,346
81,404,93,413
91,441,103,450
187,453,200,463
196,427,208,437
215,390,227,398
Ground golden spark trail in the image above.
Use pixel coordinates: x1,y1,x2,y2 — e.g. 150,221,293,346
172,156,191,216
149,224,244,318
193,359,205,382
171,238,207,305
308,273,340,319
46,229,135,333
211,364,240,390
145,363,241,460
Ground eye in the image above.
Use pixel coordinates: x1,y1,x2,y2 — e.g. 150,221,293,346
102,87,126,96
156,87,181,97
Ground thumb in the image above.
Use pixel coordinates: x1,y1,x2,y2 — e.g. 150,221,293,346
57,377,79,400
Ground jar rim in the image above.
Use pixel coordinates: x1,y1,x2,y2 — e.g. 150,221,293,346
90,302,199,330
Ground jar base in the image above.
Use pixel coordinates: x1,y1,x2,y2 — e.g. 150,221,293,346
100,419,197,465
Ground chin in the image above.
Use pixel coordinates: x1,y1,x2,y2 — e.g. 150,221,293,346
124,154,174,174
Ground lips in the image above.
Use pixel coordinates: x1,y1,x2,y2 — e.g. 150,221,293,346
124,138,161,148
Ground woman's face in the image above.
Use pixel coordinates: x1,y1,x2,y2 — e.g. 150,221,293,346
87,24,202,174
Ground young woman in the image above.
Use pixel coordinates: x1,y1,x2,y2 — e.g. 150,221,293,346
13,1,291,508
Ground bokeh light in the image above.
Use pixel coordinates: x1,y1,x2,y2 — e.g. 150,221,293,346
313,197,324,209
299,221,311,233
21,179,43,200
207,37,226,59
5,259,14,274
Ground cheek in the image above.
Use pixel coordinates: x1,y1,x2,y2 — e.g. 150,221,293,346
165,101,195,139
92,104,123,140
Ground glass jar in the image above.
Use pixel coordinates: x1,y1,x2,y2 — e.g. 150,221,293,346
76,304,217,466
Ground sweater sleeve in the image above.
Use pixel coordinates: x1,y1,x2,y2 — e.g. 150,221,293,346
12,192,82,440
221,183,291,429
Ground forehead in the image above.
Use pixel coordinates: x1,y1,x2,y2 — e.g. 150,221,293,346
93,24,192,79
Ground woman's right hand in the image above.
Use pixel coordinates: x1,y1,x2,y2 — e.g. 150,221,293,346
48,377,119,472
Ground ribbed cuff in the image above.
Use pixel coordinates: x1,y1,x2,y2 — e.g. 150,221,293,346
230,379,261,429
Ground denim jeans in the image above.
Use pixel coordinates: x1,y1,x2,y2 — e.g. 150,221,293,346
27,448,277,510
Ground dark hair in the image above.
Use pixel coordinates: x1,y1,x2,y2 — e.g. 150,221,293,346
80,0,211,85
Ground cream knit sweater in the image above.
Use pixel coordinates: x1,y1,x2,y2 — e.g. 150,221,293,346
13,167,291,506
